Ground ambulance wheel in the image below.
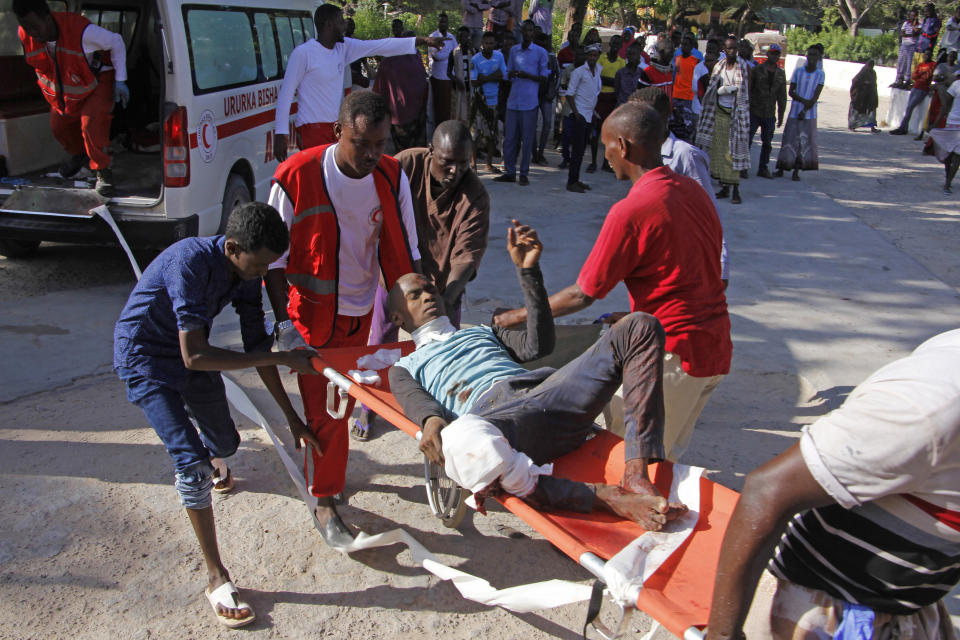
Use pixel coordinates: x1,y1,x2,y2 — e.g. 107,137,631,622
0,239,40,258
218,173,251,233
424,458,469,529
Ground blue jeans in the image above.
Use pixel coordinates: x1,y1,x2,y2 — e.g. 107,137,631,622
749,114,776,171
119,367,239,509
504,107,538,177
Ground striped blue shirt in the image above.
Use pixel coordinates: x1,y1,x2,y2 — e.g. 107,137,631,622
788,64,825,119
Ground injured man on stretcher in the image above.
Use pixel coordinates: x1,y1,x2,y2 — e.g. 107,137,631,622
387,220,688,531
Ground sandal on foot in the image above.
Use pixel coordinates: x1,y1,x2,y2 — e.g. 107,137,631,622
211,466,234,494
205,581,255,628
349,407,372,442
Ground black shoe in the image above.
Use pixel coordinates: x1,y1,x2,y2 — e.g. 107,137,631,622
890,128,907,135
739,169,749,179
558,159,569,169
59,154,86,178
577,181,592,191
716,185,730,199
493,174,516,183
757,167,773,179
773,169,784,178
95,168,115,198
792,170,801,181
533,154,549,166
914,133,925,141
566,182,585,193
314,504,355,548
585,163,597,173
518,175,529,186
731,187,742,204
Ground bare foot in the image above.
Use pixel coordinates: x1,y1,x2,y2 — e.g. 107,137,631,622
595,484,688,531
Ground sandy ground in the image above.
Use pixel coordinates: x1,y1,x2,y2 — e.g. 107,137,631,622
2,87,959,639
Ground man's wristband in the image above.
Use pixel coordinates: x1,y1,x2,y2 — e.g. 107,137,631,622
275,319,294,334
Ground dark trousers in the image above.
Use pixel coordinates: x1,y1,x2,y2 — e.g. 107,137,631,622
471,312,666,466
749,114,776,171
560,114,573,161
567,113,591,185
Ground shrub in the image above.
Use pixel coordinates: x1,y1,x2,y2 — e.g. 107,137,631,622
786,26,898,66
350,0,462,40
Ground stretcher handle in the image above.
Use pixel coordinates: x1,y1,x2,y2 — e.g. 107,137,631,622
312,356,354,420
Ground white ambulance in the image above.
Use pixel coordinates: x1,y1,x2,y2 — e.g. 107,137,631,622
0,0,320,258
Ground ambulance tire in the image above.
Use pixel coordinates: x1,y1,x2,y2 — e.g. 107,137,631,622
218,173,251,234
0,239,40,258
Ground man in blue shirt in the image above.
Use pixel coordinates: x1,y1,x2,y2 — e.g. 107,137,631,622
114,202,318,628
470,31,508,173
494,20,548,186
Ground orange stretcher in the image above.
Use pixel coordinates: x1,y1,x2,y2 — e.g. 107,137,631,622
311,342,740,639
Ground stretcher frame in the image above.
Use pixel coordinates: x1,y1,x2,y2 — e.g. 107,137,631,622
312,343,740,639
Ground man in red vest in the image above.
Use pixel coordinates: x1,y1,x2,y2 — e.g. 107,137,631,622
265,90,420,547
15,0,129,197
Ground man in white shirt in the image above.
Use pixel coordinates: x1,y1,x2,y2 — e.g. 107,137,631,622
706,329,960,640
430,12,457,126
565,44,602,193
272,4,444,162
265,91,421,547
15,0,129,197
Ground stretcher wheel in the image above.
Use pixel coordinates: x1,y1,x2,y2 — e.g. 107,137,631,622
424,458,468,528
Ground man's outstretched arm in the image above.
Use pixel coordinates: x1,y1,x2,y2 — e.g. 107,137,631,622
705,443,832,640
491,221,556,361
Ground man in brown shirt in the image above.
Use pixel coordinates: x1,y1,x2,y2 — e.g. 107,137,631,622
396,119,490,325
355,120,490,440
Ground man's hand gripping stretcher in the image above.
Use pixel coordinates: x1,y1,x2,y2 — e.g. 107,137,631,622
386,220,688,531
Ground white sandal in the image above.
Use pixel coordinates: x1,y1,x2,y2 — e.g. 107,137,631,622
205,581,255,628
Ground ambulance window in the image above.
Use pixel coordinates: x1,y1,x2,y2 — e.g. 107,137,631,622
185,8,258,92
254,12,278,79
79,6,139,49
300,15,315,40
276,15,296,70
290,15,305,45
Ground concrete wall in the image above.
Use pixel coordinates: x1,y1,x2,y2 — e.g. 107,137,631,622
784,54,896,98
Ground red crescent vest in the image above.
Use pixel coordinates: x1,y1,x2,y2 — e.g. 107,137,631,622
19,12,108,116
274,144,414,347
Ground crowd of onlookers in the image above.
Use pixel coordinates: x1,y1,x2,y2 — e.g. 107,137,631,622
356,11,843,204
851,3,960,193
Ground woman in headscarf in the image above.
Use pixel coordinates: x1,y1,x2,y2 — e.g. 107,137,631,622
848,60,881,132
696,36,751,204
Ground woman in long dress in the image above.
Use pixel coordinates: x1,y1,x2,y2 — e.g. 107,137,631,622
848,60,880,132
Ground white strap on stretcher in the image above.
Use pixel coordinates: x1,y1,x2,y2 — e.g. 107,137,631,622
223,375,703,616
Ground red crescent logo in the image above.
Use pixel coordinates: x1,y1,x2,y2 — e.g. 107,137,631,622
201,123,211,148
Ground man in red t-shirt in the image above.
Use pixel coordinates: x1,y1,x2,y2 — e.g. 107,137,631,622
494,102,731,461
891,49,938,138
